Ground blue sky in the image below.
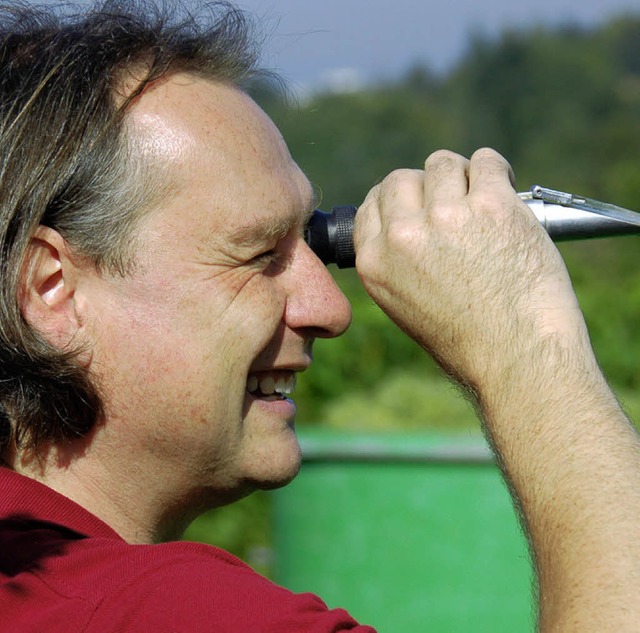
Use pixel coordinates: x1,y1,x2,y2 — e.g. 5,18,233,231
235,0,640,92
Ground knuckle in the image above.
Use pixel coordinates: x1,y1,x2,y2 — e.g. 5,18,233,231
426,149,461,165
471,147,511,175
385,218,422,252
379,169,423,208
424,150,467,179
471,147,501,161
381,168,417,191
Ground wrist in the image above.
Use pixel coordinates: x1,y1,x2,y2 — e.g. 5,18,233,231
473,330,612,431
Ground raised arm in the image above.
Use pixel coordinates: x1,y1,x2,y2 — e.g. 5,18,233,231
354,148,640,631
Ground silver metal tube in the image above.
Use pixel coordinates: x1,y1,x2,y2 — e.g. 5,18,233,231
518,185,640,240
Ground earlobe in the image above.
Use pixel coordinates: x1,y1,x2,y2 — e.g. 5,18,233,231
19,226,82,350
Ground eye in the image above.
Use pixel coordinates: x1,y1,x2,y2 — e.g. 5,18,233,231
250,230,297,271
251,248,283,268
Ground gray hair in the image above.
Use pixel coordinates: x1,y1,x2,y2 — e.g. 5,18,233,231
0,0,266,458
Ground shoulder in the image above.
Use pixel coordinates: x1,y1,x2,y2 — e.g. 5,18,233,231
84,540,373,632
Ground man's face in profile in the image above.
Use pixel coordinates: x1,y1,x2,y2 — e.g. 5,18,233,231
80,74,351,504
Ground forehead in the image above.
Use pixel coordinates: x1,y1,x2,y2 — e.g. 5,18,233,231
126,73,313,245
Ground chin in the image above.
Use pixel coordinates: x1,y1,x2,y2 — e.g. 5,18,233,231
243,433,303,492
255,459,302,491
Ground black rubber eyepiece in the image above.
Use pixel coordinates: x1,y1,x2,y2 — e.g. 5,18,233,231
304,206,357,268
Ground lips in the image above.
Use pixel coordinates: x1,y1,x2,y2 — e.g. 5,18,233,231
246,371,297,398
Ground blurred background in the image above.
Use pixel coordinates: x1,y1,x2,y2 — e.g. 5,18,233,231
183,1,640,629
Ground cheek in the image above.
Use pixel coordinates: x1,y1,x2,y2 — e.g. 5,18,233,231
207,272,288,351
90,272,287,398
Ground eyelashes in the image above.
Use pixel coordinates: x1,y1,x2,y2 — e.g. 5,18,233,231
251,248,287,273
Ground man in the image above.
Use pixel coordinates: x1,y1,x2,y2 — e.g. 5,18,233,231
0,1,639,632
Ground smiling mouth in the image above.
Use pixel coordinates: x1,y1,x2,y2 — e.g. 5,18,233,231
247,371,297,399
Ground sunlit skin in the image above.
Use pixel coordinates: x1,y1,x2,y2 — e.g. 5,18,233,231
16,74,352,543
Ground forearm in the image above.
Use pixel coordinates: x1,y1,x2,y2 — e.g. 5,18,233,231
478,337,640,632
354,148,640,629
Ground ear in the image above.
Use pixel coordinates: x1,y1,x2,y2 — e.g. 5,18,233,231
19,226,84,351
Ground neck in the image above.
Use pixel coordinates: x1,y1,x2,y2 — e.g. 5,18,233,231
10,436,199,544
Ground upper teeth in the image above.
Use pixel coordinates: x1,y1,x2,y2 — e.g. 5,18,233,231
247,373,296,396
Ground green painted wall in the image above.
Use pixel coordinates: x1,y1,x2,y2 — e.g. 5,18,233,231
272,430,533,632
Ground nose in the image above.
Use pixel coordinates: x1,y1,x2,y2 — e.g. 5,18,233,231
283,238,352,338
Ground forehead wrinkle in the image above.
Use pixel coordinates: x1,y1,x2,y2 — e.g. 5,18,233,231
197,166,316,255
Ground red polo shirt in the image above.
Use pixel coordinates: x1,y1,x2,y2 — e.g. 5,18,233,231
0,467,374,632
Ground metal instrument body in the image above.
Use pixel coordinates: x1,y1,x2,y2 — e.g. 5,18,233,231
521,185,640,241
305,186,640,268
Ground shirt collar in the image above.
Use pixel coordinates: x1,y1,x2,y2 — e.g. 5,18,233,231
0,466,122,541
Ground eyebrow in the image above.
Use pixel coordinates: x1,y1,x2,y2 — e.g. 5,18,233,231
226,188,319,249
